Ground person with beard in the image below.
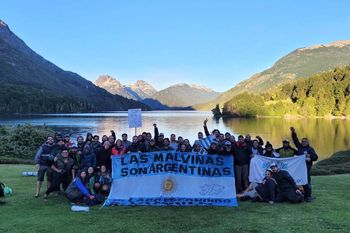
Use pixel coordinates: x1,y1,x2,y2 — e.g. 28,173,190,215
126,136,146,153
276,139,298,158
69,145,82,178
146,138,160,152
192,141,207,155
91,135,102,154
233,135,252,193
161,138,174,151
76,136,85,154
51,139,66,158
34,136,55,197
290,127,318,202
43,149,74,201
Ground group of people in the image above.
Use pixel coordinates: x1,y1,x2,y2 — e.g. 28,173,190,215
34,119,318,205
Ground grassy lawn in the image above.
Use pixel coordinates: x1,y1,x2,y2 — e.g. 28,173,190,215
0,165,349,233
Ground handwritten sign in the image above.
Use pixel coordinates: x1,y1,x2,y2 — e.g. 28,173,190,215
128,109,142,128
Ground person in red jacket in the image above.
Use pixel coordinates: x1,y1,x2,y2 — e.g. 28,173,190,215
111,139,126,156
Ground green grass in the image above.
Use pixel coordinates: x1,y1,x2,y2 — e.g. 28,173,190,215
0,165,349,233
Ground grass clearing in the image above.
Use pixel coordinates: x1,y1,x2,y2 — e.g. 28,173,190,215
0,164,349,233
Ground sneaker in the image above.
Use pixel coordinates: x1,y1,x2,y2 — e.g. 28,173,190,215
43,194,48,201
34,194,40,198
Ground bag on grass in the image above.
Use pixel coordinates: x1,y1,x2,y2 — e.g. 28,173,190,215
0,182,12,197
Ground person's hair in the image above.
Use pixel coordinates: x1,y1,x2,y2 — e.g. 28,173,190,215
238,135,244,139
122,133,127,137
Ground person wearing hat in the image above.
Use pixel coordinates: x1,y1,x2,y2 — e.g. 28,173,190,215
220,141,234,156
290,127,318,202
275,139,298,158
270,163,303,203
263,142,279,157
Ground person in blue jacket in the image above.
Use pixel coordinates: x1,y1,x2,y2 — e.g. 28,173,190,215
65,171,96,203
290,127,318,202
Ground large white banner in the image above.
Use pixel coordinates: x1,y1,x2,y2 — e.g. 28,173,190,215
249,155,308,185
104,152,237,207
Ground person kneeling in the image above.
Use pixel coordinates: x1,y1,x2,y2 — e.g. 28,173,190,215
270,163,303,204
254,169,277,204
93,165,112,196
65,170,104,206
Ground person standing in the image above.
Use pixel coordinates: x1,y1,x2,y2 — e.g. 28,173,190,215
290,127,318,202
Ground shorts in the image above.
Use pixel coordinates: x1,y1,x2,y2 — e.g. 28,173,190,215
37,166,53,182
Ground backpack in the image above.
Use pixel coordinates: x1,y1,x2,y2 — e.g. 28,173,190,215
0,183,12,197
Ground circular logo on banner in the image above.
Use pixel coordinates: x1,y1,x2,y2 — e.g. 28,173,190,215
162,177,176,195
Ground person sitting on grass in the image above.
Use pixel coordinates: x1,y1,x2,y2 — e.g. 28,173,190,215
65,170,103,206
254,169,277,204
270,163,303,204
93,165,112,196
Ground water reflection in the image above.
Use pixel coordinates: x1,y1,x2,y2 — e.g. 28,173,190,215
222,117,350,160
0,111,349,160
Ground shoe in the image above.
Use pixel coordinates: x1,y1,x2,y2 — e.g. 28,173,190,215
34,194,40,198
43,194,48,201
305,197,312,203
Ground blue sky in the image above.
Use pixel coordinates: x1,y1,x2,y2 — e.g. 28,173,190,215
2,0,350,92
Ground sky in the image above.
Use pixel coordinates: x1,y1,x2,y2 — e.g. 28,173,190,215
2,0,350,92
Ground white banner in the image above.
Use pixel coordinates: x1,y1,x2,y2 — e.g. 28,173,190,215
249,155,308,185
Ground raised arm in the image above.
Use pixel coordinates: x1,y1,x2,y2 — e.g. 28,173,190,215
256,136,264,146
203,119,210,137
290,127,302,149
153,123,159,141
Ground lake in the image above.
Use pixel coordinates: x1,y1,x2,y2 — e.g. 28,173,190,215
0,111,349,160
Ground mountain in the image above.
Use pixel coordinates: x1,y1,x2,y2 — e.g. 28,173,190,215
0,20,149,112
152,83,221,107
196,40,350,110
95,76,219,109
94,76,157,101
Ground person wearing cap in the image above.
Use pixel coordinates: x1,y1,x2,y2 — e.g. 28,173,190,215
233,135,252,193
263,142,279,157
220,141,234,156
270,163,303,203
290,127,318,202
276,139,298,158
69,144,82,178
192,141,207,155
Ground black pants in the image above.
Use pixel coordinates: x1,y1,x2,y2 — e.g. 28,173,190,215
46,173,71,195
256,180,276,202
276,190,303,203
303,169,312,199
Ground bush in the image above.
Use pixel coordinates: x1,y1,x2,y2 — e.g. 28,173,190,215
0,124,54,161
311,150,350,176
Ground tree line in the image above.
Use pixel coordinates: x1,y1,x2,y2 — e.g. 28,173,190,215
220,65,350,117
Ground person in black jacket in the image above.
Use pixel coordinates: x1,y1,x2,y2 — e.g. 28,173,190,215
290,127,318,202
126,136,146,153
255,169,277,204
233,135,252,193
96,141,112,172
270,163,303,203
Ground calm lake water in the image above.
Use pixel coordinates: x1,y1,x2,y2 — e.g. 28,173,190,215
0,111,349,160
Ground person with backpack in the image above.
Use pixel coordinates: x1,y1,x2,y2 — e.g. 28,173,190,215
34,136,55,198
